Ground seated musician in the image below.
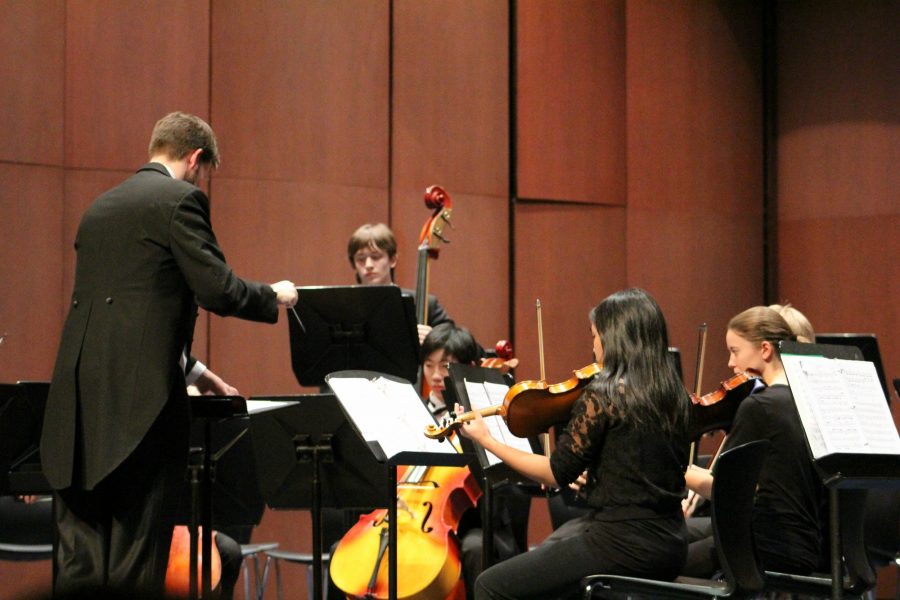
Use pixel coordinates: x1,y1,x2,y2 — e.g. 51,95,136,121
421,324,531,599
683,306,825,577
348,223,454,344
460,288,691,599
683,302,816,549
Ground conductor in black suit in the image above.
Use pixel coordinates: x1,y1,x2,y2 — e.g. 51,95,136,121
40,112,299,594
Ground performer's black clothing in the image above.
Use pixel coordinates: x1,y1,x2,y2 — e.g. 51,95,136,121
475,380,690,599
41,162,279,594
684,384,825,576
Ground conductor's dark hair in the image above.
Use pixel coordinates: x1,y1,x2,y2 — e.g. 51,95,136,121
420,323,479,365
148,111,220,168
589,288,690,436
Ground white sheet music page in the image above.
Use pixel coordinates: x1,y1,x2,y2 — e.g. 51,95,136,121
464,379,535,466
327,375,457,459
246,399,298,414
782,355,900,458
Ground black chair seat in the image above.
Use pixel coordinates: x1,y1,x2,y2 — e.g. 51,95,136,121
582,573,730,598
581,440,771,599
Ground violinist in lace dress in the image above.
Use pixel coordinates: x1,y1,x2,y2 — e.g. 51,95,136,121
459,288,691,599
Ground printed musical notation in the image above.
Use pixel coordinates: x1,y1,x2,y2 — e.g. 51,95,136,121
463,379,535,466
783,355,900,458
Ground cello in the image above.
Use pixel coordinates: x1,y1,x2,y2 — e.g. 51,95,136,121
164,525,222,598
330,186,476,600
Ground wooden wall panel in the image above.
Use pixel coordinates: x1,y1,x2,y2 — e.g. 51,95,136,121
0,165,64,382
513,204,626,383
0,0,64,166
65,0,210,170
776,1,900,398
211,1,389,186
516,0,625,204
392,0,508,197
208,179,388,396
625,0,764,380
392,0,510,347
391,192,510,347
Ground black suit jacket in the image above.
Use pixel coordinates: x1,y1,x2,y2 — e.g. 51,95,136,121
41,163,278,490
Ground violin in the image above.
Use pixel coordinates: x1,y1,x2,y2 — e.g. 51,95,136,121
425,363,601,441
688,371,761,440
164,525,222,598
329,464,479,599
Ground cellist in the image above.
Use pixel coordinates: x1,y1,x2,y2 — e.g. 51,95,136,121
459,288,692,599
420,324,531,599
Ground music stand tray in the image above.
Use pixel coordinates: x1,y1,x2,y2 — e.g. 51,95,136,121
0,381,50,495
780,340,900,600
445,363,541,486
248,394,387,510
288,285,420,387
325,370,471,600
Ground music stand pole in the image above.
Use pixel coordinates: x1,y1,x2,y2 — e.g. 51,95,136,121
388,463,398,600
482,475,494,571
294,433,334,600
202,420,213,599
187,456,201,600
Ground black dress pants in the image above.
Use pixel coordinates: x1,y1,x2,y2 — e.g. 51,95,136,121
53,397,189,595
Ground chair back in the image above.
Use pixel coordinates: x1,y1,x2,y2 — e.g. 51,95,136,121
710,439,770,595
0,495,53,561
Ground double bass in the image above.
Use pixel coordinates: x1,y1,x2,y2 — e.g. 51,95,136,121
330,186,476,600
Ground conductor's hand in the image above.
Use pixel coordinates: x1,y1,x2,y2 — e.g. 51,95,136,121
194,368,240,396
455,403,491,445
271,280,298,307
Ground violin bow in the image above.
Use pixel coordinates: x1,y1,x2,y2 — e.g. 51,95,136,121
536,299,551,459
688,323,708,466
683,323,709,518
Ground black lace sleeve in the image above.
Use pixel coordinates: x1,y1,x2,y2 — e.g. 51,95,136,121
549,381,612,487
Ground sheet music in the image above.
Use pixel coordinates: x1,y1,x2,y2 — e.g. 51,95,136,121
782,355,900,458
246,399,298,415
464,379,535,466
327,375,457,459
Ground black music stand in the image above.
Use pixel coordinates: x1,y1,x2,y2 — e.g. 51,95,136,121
443,364,541,571
0,381,50,495
325,370,471,600
185,395,249,600
780,341,900,600
248,393,388,600
288,285,420,387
